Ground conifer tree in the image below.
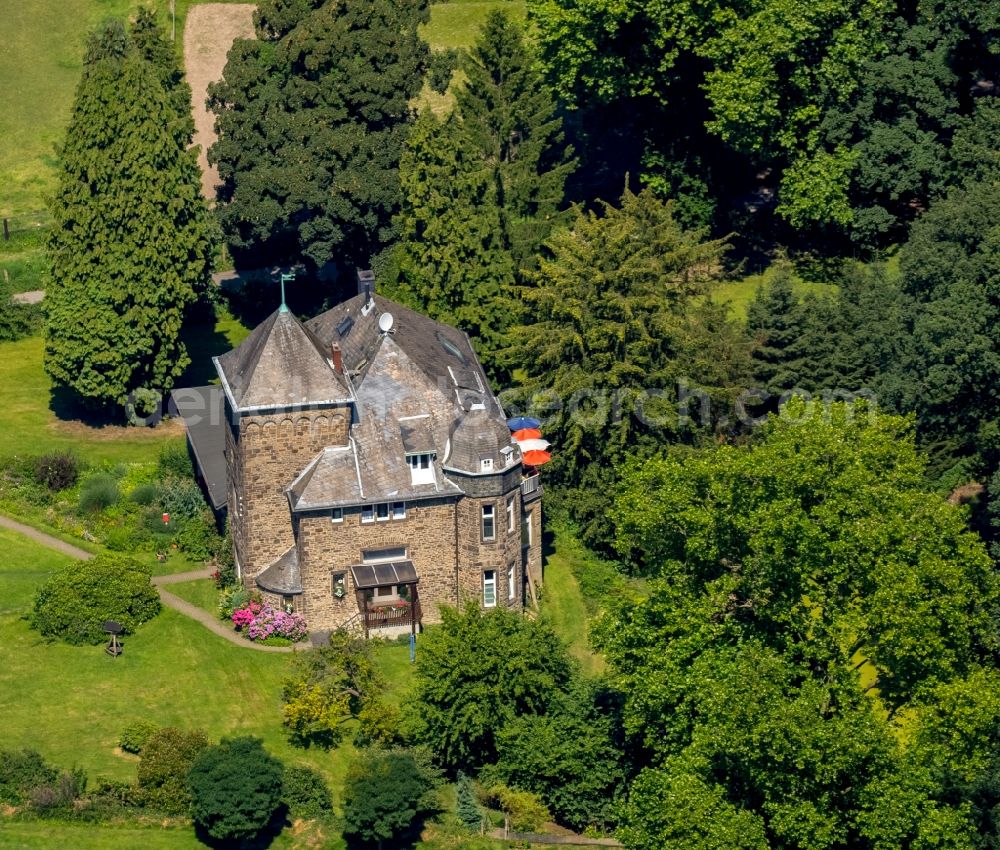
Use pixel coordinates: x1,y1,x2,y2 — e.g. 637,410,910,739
745,268,812,396
455,11,575,264
129,6,193,144
456,771,483,831
209,0,429,271
45,20,216,411
389,112,515,364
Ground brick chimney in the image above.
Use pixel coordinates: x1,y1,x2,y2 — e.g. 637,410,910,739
331,343,343,374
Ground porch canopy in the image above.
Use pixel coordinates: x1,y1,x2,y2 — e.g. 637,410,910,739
350,560,419,589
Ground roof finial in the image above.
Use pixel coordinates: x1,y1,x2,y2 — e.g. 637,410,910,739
279,271,295,313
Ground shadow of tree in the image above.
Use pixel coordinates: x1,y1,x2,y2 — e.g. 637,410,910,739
192,803,291,849
178,300,234,387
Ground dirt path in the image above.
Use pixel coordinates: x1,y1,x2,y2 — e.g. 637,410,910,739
184,4,256,199
0,514,297,653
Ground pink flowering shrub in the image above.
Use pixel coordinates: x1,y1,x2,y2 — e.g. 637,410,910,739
231,602,307,642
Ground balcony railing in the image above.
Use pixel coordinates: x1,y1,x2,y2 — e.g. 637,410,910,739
364,597,422,631
521,474,540,497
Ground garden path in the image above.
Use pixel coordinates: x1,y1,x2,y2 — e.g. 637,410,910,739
0,514,297,653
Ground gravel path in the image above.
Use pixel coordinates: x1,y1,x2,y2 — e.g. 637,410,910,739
184,4,256,199
0,514,297,653
0,514,93,560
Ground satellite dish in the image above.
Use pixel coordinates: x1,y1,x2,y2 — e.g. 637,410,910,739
378,312,394,333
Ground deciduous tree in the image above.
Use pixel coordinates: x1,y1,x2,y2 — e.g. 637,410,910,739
605,402,1000,849
281,631,388,748
414,603,572,771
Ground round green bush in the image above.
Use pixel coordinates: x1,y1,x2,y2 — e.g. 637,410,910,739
282,765,332,820
188,737,284,842
342,749,435,847
129,483,158,506
137,727,208,814
119,720,160,755
30,554,160,645
78,474,120,513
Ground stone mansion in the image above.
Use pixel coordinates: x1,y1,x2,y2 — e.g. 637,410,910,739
175,273,543,635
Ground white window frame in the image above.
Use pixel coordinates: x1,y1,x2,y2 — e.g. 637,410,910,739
508,564,515,600
376,502,390,522
521,509,532,546
361,505,375,524
392,501,406,520
506,496,515,533
480,457,494,472
501,446,514,467
407,453,435,485
331,508,343,523
483,570,497,608
482,504,496,542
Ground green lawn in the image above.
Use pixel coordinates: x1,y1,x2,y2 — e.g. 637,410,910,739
0,0,250,219
714,264,838,320
0,306,247,465
421,0,526,50
0,822,208,850
167,577,219,615
539,528,609,677
0,527,413,795
0,0,139,218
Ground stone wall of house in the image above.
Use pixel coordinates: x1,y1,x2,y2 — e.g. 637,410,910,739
295,497,460,630
454,477,524,609
521,497,543,595
230,406,350,588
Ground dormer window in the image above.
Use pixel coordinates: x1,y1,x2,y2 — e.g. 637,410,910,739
480,457,494,473
500,446,513,467
407,453,435,485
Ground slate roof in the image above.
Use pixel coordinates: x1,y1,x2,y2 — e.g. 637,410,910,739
192,287,521,519
214,308,352,412
444,404,522,476
168,386,227,510
307,294,487,402
256,545,303,594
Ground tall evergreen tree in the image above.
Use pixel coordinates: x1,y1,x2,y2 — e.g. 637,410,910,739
388,113,514,369
455,11,576,264
129,6,194,144
45,20,216,411
745,268,812,397
506,187,738,491
208,0,429,272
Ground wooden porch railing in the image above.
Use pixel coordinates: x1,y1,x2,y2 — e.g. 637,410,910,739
364,597,422,631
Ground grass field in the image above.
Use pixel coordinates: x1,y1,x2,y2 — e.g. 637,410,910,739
167,577,220,615
0,527,414,793
0,306,248,464
0,0,250,219
540,530,606,677
0,822,210,850
714,263,838,320
422,0,526,50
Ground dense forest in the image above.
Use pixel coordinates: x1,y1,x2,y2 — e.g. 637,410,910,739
37,1,1000,847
